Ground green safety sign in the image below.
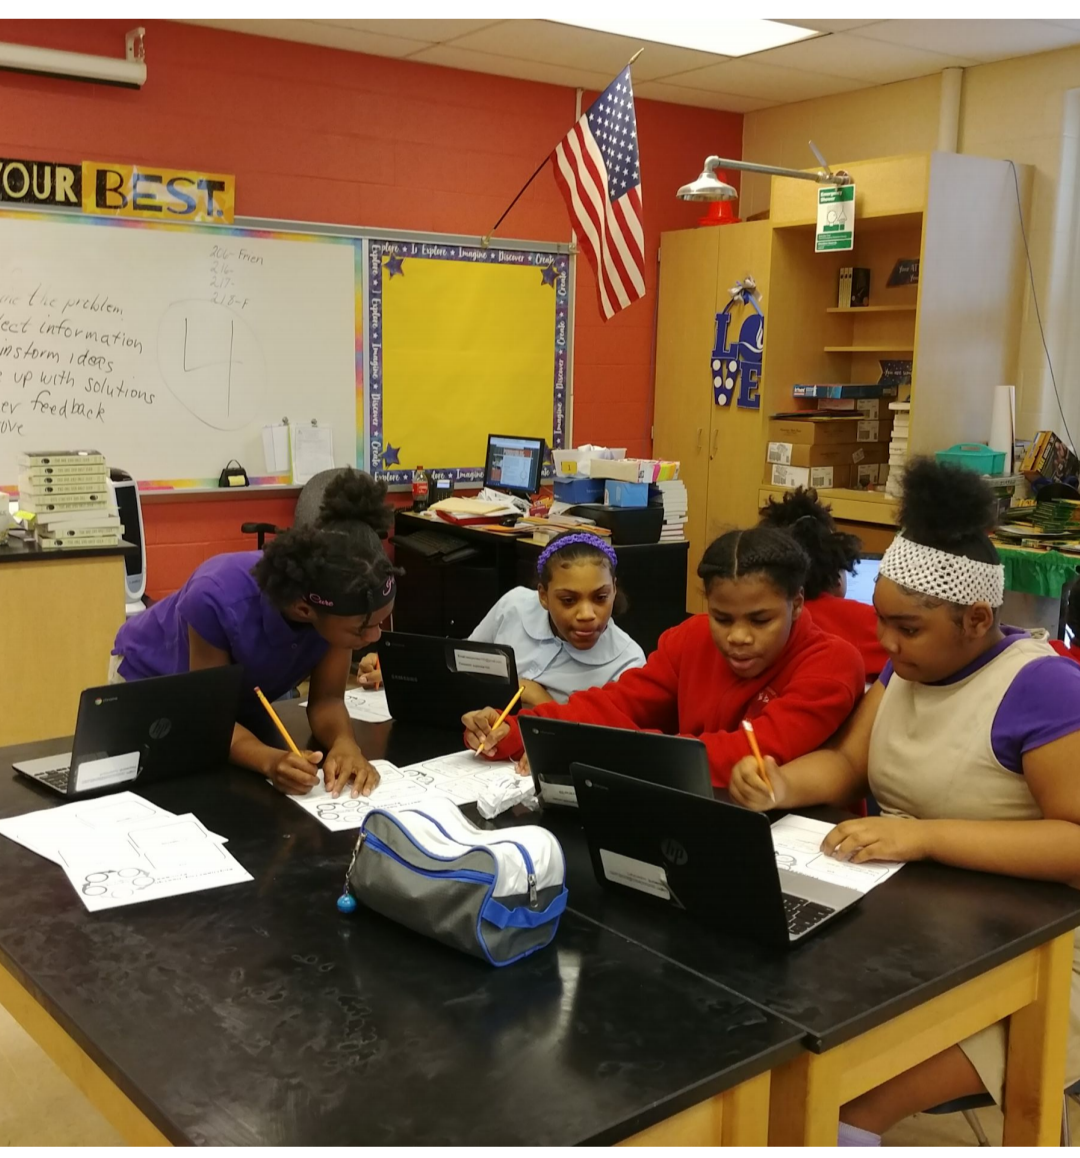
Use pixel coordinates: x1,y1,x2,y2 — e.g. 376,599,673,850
816,184,855,253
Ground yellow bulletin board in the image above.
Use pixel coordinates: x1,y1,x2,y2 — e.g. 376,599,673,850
366,239,569,485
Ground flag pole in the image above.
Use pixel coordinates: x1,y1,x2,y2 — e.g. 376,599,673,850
480,48,645,248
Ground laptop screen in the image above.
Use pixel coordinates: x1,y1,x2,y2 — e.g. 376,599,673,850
846,554,882,607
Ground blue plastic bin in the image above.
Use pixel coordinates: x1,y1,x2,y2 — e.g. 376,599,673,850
935,443,1006,476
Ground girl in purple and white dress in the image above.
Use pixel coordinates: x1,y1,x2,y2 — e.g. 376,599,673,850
731,458,1080,1143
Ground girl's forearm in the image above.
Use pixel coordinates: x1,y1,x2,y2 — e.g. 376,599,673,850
782,749,867,809
922,819,1080,884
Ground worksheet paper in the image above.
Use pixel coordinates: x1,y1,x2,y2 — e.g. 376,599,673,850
58,813,251,913
288,752,516,832
298,688,393,724
770,814,904,894
0,793,250,911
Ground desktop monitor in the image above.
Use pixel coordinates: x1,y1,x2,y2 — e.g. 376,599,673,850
846,553,882,607
483,434,546,496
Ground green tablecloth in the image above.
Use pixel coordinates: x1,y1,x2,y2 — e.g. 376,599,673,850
996,545,1080,597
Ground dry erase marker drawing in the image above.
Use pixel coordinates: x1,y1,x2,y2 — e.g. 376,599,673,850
158,299,265,431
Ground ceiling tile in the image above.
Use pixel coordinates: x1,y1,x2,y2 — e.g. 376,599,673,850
663,58,864,102
779,20,886,33
633,80,779,113
444,19,727,80
853,19,1080,62
408,44,616,92
184,19,427,58
754,31,976,83
317,20,504,43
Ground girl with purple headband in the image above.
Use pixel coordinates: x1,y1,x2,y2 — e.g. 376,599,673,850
466,530,644,706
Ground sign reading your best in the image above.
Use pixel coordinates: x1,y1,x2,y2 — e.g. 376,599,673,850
0,158,235,224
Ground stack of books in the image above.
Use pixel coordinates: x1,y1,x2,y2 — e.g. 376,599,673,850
884,402,910,498
654,480,688,541
17,450,121,548
522,513,610,545
1030,498,1080,535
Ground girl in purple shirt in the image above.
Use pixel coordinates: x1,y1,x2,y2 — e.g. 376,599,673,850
113,470,399,799
731,459,1080,1142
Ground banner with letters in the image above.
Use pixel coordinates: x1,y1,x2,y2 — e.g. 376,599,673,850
0,158,234,224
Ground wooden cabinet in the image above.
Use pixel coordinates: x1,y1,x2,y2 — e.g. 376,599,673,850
655,153,1032,613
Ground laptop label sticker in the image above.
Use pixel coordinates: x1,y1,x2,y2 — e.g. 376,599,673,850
539,779,578,807
600,848,671,900
452,649,510,679
73,752,140,793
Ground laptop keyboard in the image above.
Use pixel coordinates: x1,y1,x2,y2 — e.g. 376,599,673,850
783,894,836,938
33,767,72,791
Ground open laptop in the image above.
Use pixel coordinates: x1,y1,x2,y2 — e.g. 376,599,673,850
571,764,863,949
377,632,520,731
13,667,243,797
846,553,882,607
520,717,712,807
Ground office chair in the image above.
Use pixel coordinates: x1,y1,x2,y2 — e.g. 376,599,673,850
926,1078,1080,1146
241,469,348,547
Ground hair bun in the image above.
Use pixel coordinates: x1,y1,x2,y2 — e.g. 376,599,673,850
318,468,393,536
899,458,998,546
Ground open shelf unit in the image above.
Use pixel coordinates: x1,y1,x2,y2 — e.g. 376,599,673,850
653,153,1033,613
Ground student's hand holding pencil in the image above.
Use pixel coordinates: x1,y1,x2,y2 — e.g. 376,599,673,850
730,755,785,811
269,749,324,795
462,706,513,758
356,653,382,690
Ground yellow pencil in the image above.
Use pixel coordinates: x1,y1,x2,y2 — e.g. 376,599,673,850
741,719,774,796
255,686,302,757
475,684,525,758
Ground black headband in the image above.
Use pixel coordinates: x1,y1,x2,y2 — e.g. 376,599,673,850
306,573,396,618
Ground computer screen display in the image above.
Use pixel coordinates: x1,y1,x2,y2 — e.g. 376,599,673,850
484,434,546,495
846,554,882,607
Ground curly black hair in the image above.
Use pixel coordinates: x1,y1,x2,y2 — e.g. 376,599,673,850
252,468,402,613
899,458,1000,566
759,488,862,600
697,526,810,599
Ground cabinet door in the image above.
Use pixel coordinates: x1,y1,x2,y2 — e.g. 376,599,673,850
705,222,773,551
653,229,719,614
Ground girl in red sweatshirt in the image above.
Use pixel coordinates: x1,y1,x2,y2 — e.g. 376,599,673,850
759,487,890,679
462,526,865,787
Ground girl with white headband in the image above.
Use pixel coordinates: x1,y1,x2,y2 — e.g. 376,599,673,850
731,457,1080,1142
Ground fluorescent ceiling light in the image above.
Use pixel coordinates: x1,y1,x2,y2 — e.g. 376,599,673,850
551,19,817,57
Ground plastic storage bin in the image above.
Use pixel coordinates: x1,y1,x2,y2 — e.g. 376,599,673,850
935,443,1006,476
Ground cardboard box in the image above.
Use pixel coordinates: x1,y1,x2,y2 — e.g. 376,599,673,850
767,440,890,469
1020,430,1079,485
589,458,679,484
768,416,886,447
766,463,852,490
817,398,891,418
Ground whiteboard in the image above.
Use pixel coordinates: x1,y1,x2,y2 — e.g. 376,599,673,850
0,212,360,487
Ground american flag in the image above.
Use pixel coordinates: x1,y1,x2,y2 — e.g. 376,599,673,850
551,66,645,321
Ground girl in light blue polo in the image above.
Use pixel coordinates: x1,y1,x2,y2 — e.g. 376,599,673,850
469,532,645,706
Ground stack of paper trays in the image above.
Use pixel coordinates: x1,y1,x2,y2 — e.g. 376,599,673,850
17,450,122,548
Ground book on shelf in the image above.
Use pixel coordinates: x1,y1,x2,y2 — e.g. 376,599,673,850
38,534,121,549
18,450,105,468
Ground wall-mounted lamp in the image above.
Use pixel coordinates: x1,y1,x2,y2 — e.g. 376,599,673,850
0,27,146,89
677,142,850,202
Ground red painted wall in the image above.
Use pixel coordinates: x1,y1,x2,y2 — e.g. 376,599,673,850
0,19,741,598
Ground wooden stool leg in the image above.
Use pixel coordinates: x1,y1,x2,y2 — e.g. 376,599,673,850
1002,932,1073,1146
769,1050,841,1146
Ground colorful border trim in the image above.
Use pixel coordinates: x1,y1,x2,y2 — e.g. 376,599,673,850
367,239,568,486
0,209,364,491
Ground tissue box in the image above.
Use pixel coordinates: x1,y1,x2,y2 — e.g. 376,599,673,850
590,458,679,484
604,480,650,508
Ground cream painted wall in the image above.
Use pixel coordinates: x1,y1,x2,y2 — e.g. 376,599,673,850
742,45,1080,442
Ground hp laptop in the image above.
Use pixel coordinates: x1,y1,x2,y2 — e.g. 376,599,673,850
520,717,712,807
571,764,863,948
13,667,243,797
378,632,520,731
